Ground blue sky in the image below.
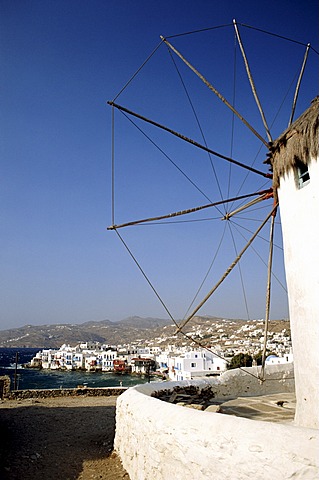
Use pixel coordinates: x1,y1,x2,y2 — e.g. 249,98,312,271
1,0,318,330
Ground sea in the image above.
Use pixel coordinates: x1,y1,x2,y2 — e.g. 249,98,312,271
0,348,151,390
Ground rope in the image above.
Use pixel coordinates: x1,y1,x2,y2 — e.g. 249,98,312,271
239,22,318,53
111,206,283,383
112,40,164,102
226,219,287,293
165,22,318,55
165,23,233,39
228,222,250,320
114,229,179,328
166,44,225,213
113,228,263,381
117,109,215,205
183,222,228,319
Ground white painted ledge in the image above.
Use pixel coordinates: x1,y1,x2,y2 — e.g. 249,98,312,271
114,366,318,480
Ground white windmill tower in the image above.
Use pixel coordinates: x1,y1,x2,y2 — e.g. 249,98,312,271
267,96,319,428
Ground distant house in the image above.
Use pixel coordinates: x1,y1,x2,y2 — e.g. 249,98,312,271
168,349,227,381
84,354,99,371
97,348,117,371
131,357,156,375
113,358,131,374
39,348,59,369
265,351,293,365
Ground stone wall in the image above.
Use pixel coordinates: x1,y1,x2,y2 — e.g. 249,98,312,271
2,384,126,401
0,376,11,399
115,365,319,480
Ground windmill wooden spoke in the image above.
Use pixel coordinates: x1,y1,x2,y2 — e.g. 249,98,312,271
175,204,278,333
107,189,273,230
160,36,269,148
222,191,273,220
233,19,272,143
108,101,271,178
260,211,277,381
288,43,311,126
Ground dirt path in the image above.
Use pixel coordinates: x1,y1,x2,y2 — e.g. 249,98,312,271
0,396,130,480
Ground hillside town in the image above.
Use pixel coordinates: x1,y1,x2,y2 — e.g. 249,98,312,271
28,318,293,381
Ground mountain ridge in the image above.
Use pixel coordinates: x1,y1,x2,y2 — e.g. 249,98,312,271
0,316,289,349
0,317,172,348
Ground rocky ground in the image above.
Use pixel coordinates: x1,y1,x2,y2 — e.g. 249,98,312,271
0,396,130,480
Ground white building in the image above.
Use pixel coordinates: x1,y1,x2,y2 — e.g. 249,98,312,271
97,349,117,371
168,349,227,381
35,348,58,369
265,351,293,365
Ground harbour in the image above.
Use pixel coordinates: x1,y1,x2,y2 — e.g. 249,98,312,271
0,348,150,390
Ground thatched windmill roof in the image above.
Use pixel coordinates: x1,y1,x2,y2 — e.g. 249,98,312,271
265,96,319,195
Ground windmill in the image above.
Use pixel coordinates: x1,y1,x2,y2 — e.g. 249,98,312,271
108,21,318,428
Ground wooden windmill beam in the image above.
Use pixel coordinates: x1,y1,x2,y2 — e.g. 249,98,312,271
108,101,272,178
160,35,269,148
175,204,278,333
233,19,273,143
289,43,311,126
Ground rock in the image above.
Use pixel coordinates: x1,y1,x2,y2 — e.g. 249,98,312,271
205,404,221,413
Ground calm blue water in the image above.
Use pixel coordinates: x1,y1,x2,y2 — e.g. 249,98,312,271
0,348,150,390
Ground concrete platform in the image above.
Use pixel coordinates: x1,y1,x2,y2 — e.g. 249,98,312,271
216,392,296,423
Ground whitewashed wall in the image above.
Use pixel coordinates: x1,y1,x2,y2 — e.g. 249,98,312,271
278,157,319,428
114,366,318,480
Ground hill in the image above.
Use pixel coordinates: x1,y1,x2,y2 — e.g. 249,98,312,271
0,317,172,348
0,316,290,349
